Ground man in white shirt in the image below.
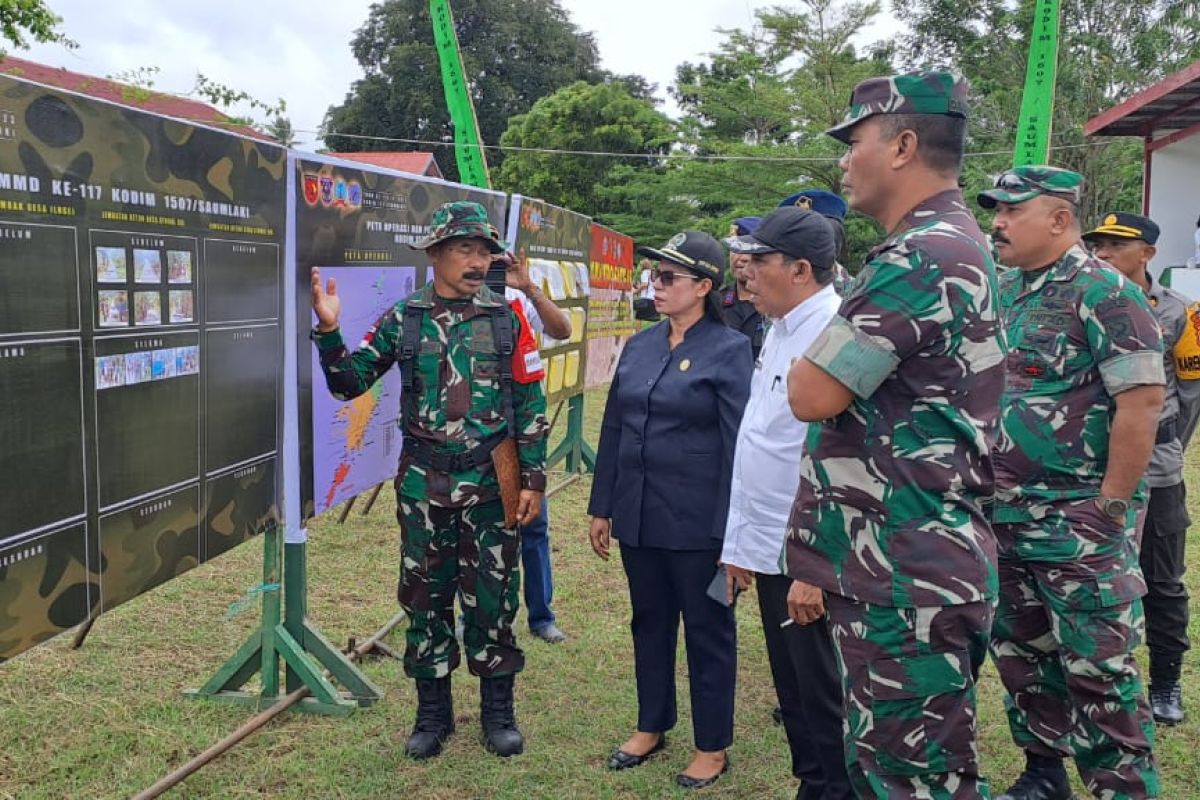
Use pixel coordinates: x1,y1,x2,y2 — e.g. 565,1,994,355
498,254,573,643
722,207,850,800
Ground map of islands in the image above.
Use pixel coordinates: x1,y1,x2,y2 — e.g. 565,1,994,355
311,266,418,514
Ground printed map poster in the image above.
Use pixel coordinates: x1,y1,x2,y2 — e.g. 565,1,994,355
586,223,635,389
505,196,591,405
293,154,507,520
0,73,286,662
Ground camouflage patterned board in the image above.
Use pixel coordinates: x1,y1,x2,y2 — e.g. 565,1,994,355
293,154,508,521
205,458,277,562
0,72,286,662
504,196,592,406
0,523,93,662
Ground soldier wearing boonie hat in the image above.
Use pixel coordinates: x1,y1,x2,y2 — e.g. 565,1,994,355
984,169,1165,799
311,199,548,762
1084,210,1199,729
782,70,1004,800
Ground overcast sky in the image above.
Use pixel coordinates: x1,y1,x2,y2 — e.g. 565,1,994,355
19,0,901,150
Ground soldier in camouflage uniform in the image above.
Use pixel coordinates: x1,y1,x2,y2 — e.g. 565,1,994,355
1084,211,1200,727
311,201,548,759
982,168,1164,800
783,71,1004,799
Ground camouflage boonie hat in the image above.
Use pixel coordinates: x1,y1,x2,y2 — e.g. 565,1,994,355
826,70,969,144
410,200,507,253
976,165,1083,209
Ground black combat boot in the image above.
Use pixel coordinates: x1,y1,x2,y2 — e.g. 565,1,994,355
480,674,524,757
404,677,455,759
1150,682,1185,725
995,753,1074,800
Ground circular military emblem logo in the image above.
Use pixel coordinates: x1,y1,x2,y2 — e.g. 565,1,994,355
1104,214,1118,226
796,196,813,209
667,232,687,250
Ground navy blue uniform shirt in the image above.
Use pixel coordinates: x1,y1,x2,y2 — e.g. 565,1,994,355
588,316,752,550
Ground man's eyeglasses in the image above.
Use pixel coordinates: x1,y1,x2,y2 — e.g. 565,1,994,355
651,268,703,287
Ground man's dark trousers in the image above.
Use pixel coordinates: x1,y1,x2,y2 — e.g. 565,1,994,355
757,572,852,799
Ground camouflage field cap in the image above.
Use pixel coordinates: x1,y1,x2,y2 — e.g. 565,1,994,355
826,71,970,144
976,166,1084,209
411,200,507,253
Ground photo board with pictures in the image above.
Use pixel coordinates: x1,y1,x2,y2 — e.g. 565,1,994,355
504,196,592,406
0,73,286,663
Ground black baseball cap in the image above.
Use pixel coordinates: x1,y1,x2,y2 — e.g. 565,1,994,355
1083,211,1160,245
728,207,837,270
636,231,726,283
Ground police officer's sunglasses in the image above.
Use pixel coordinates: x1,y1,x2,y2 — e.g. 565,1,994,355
651,267,703,287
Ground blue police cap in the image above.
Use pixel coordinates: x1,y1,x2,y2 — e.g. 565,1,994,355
778,189,847,221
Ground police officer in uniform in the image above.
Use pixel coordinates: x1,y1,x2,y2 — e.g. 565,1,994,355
1085,211,1200,726
721,216,766,360
982,169,1164,800
310,201,548,760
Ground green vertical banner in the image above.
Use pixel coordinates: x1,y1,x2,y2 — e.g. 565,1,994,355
430,0,491,188
1013,0,1061,167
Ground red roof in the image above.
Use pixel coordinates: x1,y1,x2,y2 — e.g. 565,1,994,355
335,151,444,179
1086,60,1200,138
0,55,271,141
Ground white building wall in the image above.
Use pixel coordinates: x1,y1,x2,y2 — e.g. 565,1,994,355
1149,132,1200,274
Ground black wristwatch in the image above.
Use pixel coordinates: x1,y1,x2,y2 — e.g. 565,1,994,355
1096,496,1129,522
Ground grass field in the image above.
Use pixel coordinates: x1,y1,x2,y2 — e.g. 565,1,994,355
2,386,1199,798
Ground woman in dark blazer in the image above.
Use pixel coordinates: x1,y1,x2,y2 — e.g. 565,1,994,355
587,230,752,790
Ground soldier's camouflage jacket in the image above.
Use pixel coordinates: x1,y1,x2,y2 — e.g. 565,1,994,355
785,189,1004,607
313,284,548,507
993,244,1164,523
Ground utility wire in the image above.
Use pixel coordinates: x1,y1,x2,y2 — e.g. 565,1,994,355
301,129,1120,162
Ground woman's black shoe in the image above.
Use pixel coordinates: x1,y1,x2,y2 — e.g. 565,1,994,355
675,755,730,789
607,734,666,770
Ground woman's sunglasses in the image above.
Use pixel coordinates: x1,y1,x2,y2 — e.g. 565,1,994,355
651,268,703,287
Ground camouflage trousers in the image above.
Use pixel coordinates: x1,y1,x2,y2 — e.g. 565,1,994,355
396,495,524,680
992,507,1159,799
825,592,993,799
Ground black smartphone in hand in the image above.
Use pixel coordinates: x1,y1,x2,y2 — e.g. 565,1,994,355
706,564,741,607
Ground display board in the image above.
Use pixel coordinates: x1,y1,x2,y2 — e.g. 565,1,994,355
504,196,590,405
0,75,286,662
585,224,636,389
293,155,507,519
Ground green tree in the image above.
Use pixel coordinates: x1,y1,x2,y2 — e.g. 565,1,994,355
893,0,1200,225
265,116,297,148
323,0,610,182
0,0,74,51
496,81,673,215
601,1,893,265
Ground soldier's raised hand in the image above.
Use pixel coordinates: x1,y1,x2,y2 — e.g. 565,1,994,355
311,267,341,332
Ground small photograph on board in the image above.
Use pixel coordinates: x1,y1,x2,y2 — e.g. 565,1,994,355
96,247,127,282
168,290,193,323
134,291,161,326
133,249,163,283
124,350,152,385
175,346,199,375
98,290,129,327
95,354,126,390
151,348,176,380
167,250,192,283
